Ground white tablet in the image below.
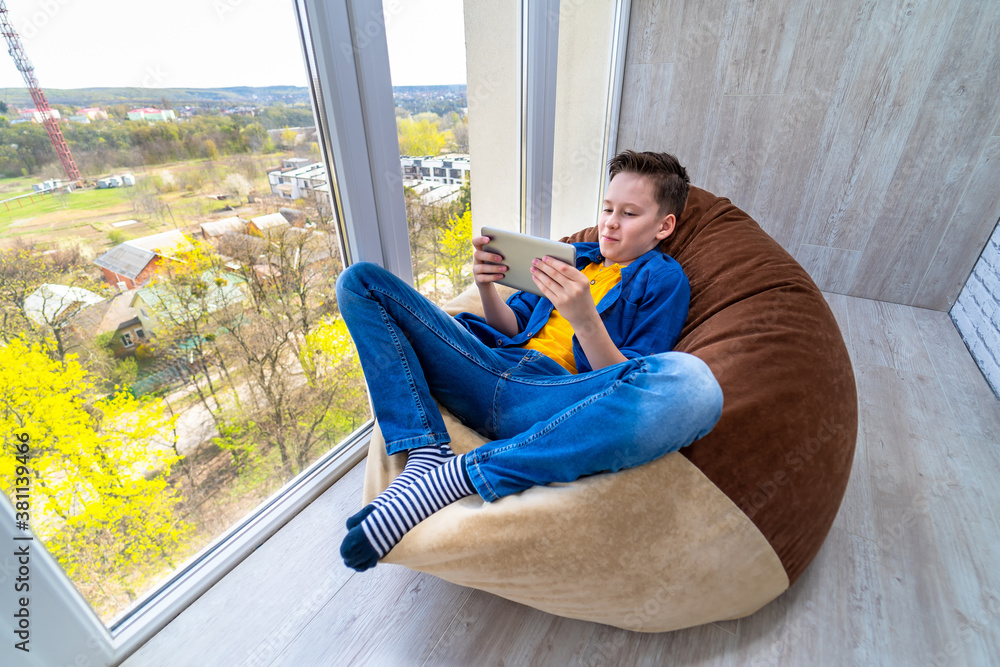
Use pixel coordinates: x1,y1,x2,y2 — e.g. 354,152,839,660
481,226,577,297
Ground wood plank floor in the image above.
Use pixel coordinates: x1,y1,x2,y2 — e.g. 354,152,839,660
124,294,1000,667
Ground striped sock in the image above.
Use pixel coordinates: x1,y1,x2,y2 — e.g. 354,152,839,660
340,454,475,571
345,443,455,529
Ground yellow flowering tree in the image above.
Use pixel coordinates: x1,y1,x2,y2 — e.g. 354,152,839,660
439,206,473,298
0,339,190,619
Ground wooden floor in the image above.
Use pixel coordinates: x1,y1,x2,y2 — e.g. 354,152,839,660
124,294,1000,667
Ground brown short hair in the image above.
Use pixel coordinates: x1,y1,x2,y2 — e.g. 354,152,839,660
608,150,690,218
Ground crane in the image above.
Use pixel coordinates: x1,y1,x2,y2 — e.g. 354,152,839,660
0,0,80,182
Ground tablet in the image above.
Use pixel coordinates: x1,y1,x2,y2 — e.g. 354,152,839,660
480,226,577,297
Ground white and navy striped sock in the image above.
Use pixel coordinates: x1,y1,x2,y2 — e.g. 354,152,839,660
345,443,455,529
341,454,475,571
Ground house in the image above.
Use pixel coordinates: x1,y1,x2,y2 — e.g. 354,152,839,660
127,108,177,122
247,212,290,237
24,284,104,327
200,216,247,240
131,271,247,337
94,229,193,290
66,290,148,357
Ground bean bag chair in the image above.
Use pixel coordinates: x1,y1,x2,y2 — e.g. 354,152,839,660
360,185,857,632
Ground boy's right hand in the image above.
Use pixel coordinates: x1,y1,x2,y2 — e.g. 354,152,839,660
472,236,508,288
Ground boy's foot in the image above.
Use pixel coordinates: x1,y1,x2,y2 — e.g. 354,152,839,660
345,443,455,529
341,454,475,571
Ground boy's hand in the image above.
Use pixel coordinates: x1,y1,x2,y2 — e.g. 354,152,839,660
530,256,599,329
472,235,508,288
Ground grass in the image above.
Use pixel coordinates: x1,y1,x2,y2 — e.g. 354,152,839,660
0,188,129,226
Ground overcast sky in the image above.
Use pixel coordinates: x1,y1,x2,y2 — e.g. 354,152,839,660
0,0,466,90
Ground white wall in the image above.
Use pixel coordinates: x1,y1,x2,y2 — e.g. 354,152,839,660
951,220,1000,397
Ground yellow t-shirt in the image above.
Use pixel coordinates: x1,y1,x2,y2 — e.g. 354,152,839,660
522,262,622,373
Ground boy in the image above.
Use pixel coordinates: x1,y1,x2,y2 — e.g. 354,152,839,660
337,150,723,571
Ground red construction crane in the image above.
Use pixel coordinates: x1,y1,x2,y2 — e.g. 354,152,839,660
0,0,80,182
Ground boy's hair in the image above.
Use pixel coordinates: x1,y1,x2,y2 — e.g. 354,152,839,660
608,150,690,218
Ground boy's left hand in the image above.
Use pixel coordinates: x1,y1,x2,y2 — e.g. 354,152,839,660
530,256,599,329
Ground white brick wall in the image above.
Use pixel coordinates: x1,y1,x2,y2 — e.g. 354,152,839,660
951,221,1000,397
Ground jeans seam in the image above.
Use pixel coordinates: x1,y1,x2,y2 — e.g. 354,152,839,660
378,302,433,436
469,456,499,501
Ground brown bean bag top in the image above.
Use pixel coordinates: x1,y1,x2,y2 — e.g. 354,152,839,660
564,185,858,585
362,185,857,630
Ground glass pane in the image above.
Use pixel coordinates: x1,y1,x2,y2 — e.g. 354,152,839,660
0,0,369,624
383,0,472,304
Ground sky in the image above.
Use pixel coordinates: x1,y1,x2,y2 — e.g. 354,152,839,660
0,0,466,91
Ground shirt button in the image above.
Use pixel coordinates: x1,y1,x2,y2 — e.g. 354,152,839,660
497,338,503,346
590,279,596,285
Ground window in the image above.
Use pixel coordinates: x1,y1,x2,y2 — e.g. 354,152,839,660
0,0,384,662
0,0,628,663
382,0,471,305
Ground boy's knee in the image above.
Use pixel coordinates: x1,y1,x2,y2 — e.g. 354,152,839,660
649,352,723,431
336,261,381,297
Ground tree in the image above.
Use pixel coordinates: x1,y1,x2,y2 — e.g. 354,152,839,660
0,340,190,619
0,244,105,361
0,245,48,347
203,139,220,160
222,173,253,204
397,117,447,156
439,206,474,298
452,115,469,153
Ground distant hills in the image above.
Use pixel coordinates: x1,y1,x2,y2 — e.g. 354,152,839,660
0,84,466,108
0,85,312,107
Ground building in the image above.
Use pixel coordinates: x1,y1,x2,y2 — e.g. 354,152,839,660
400,153,470,185
247,212,291,237
94,230,193,290
67,290,148,357
18,108,61,123
24,284,104,327
200,216,247,239
76,107,108,121
131,271,247,337
96,174,135,189
127,108,177,122
267,161,327,200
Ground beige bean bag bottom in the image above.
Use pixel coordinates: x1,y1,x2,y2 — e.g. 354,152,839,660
360,186,857,632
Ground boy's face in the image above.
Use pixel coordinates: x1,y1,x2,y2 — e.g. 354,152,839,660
598,172,676,267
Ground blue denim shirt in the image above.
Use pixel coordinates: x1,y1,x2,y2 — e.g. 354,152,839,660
454,242,690,373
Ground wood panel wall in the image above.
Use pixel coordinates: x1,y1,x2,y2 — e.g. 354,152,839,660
618,0,1000,310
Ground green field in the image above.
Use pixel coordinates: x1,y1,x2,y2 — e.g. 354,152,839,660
0,187,128,223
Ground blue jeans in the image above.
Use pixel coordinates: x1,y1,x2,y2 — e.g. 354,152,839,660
336,262,723,502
